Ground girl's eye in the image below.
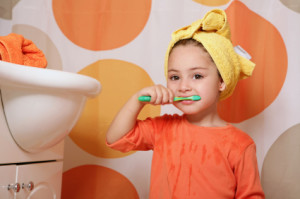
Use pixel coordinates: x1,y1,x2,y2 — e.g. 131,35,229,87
170,75,179,81
194,74,203,79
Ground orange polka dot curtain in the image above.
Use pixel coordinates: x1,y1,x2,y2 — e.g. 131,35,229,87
1,0,300,198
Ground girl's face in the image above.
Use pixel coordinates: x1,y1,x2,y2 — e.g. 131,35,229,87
167,44,225,116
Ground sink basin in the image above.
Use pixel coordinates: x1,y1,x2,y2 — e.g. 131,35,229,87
0,60,101,153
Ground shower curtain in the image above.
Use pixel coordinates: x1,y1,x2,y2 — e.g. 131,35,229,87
1,0,299,198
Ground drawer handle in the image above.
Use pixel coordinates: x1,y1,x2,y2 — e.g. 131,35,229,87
22,181,34,191
7,183,20,193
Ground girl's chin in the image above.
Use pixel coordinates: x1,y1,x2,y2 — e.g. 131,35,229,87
175,106,201,115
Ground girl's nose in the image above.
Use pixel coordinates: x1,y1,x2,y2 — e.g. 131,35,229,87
178,79,192,92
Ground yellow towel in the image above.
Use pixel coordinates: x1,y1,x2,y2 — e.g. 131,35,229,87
0,33,47,68
165,9,255,100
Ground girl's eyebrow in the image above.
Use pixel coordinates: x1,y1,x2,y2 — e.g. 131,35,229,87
168,66,208,73
190,66,208,70
168,69,179,73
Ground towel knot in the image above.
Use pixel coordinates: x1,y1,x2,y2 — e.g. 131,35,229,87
171,9,231,43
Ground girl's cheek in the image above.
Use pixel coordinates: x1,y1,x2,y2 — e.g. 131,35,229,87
167,85,176,92
167,81,173,88
167,86,176,94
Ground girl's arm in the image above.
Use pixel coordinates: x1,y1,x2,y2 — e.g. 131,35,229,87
106,84,173,144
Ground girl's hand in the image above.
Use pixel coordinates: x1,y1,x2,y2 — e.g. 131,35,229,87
107,84,173,144
137,84,174,105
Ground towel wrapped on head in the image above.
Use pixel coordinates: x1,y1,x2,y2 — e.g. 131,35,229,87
165,9,255,100
0,33,47,68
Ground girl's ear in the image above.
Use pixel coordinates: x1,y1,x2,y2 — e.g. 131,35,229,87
219,79,226,92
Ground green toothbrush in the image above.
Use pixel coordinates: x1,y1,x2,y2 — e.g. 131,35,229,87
138,95,201,102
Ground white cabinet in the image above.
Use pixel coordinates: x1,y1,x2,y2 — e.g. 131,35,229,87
0,165,16,199
0,161,63,199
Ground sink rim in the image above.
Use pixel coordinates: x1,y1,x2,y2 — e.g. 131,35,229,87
0,60,101,97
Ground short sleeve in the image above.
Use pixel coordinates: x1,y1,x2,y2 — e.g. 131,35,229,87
106,118,157,153
234,143,265,199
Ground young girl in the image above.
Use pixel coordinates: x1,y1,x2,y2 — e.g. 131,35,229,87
106,9,265,199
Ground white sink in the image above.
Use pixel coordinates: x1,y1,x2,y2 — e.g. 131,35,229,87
0,60,101,153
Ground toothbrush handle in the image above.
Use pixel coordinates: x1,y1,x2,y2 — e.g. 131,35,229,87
138,96,151,102
138,95,201,102
138,96,189,102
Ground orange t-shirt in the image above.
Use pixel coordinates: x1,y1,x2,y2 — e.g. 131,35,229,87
107,114,265,199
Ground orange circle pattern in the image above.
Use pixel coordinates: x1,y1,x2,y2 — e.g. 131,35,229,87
217,1,288,123
52,0,152,51
69,59,161,158
61,165,139,199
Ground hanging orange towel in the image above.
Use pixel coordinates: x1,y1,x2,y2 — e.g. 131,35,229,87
0,33,47,68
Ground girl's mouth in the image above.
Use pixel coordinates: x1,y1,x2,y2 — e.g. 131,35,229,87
177,99,197,105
